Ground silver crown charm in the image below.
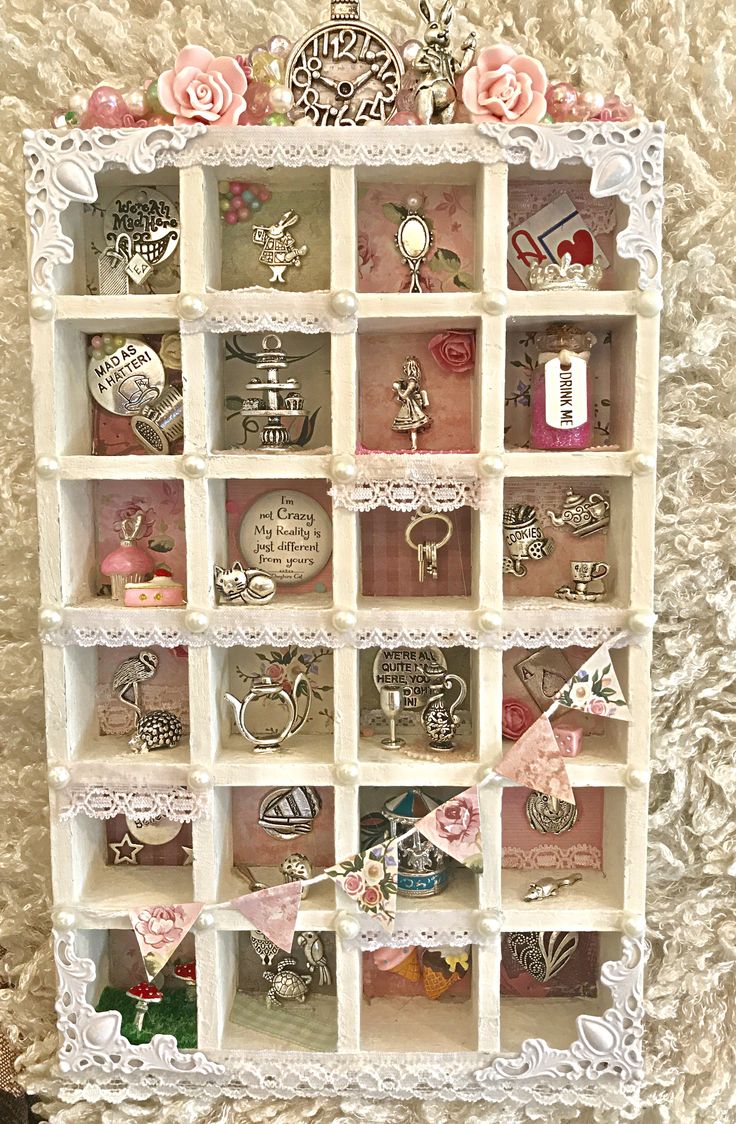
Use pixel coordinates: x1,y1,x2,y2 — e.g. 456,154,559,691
528,252,603,292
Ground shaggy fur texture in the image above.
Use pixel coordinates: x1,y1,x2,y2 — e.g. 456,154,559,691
0,0,734,1120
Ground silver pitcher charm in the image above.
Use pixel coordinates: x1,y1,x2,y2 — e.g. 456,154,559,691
420,658,467,750
413,1,476,125
503,504,554,578
224,673,311,753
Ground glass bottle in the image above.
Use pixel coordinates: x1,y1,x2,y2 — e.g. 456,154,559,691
530,323,597,450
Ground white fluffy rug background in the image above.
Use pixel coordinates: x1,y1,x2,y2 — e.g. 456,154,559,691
0,0,734,1120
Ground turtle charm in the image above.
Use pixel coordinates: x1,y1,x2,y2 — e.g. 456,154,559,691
263,956,312,1009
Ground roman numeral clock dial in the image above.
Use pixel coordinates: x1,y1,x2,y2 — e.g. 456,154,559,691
286,0,404,125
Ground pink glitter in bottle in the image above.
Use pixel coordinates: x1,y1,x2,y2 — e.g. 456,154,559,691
530,323,596,450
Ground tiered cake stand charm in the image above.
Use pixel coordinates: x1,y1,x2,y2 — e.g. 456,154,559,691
240,334,310,451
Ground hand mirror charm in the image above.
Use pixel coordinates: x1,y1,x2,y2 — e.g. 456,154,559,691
395,196,432,294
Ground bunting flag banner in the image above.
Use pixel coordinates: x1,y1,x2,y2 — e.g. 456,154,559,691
325,839,399,932
230,880,303,953
415,785,483,870
553,644,631,721
494,715,575,803
129,903,203,981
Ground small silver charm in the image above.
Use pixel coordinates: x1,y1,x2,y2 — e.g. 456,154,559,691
379,686,406,750
252,211,307,284
130,385,184,454
419,658,467,751
239,334,311,451
108,832,143,864
129,710,183,754
263,957,313,1008
555,560,610,603
395,205,432,293
297,931,332,986
111,650,182,754
250,929,280,967
112,650,159,718
413,1,476,125
102,187,180,285
87,338,165,416
97,249,130,295
523,874,582,903
257,786,322,840
507,930,579,982
280,852,314,900
547,489,610,537
513,647,574,711
214,561,276,606
224,673,312,753
391,356,431,450
503,504,554,578
525,791,579,834
405,507,454,582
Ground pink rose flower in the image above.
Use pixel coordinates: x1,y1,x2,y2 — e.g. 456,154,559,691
589,697,607,715
134,906,184,949
361,885,382,908
436,795,480,845
428,330,476,374
343,871,365,897
462,45,547,125
158,45,248,127
502,696,536,741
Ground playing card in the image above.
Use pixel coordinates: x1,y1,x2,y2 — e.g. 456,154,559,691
513,647,575,711
508,193,610,287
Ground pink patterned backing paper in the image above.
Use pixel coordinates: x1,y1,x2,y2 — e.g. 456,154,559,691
502,786,604,870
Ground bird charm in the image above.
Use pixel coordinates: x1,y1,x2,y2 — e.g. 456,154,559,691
111,650,159,717
250,929,280,968
297,931,332,986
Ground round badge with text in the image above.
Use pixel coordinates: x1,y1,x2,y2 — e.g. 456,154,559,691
239,489,332,585
87,337,165,415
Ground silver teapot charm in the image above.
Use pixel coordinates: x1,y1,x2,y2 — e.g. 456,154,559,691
413,1,477,125
547,489,610,537
224,674,311,754
420,658,467,750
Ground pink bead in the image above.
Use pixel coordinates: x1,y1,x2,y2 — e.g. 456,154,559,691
225,211,238,224
545,81,578,122
256,186,271,202
80,86,128,128
230,196,243,210
90,335,103,349
388,111,421,126
596,94,636,122
552,723,584,758
238,206,252,221
246,80,271,118
229,181,244,195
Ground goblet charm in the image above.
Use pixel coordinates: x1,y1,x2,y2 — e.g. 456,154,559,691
379,687,406,750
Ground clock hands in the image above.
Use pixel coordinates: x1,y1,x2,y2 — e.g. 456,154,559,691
316,66,383,101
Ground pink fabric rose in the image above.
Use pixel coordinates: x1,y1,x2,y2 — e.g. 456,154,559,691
343,871,365,897
361,885,381,907
435,795,480,845
589,697,608,716
158,45,248,126
428,330,476,374
502,696,536,741
134,906,184,949
462,45,547,124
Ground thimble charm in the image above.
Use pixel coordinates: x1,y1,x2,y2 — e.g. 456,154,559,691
130,385,184,454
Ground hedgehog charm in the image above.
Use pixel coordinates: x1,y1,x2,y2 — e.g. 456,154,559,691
129,710,183,753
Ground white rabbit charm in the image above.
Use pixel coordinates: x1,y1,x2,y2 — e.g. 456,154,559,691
412,0,476,124
252,210,308,284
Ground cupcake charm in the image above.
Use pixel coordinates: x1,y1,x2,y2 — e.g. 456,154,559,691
100,513,153,601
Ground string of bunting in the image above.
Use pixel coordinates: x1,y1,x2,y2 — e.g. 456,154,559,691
128,639,631,975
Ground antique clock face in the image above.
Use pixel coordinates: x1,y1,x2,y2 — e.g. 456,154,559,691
286,2,404,126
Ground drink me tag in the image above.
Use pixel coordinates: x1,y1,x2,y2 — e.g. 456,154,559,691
544,356,587,429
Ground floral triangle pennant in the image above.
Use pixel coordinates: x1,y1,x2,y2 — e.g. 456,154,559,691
129,903,203,982
554,644,631,720
325,839,399,932
494,715,574,804
230,880,303,953
415,786,483,870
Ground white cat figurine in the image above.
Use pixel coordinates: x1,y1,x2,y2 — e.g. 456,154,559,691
214,561,276,605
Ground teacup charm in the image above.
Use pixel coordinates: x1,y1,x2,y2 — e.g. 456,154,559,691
555,561,610,603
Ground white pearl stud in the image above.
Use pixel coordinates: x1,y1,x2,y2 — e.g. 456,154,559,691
631,453,656,475
48,764,71,790
332,609,357,633
476,910,503,937
625,766,650,789
330,454,357,483
483,289,508,315
636,289,663,318
335,762,359,784
39,607,63,632
53,908,78,931
478,454,505,478
195,910,215,931
177,293,206,321
30,295,54,321
185,610,209,634
477,610,502,633
36,456,60,479
181,453,207,478
188,768,213,791
335,912,361,940
622,914,646,939
330,289,358,319
628,611,656,635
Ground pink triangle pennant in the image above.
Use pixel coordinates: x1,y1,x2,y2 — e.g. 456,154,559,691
230,880,303,953
129,903,203,982
495,715,574,803
325,839,399,932
554,643,631,721
416,786,483,869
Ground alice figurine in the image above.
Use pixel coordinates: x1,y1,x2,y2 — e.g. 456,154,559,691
391,356,432,451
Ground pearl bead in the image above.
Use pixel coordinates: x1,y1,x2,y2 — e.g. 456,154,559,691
636,289,663,318
335,913,361,940
478,454,504,478
477,610,502,633
268,85,294,114
330,454,357,483
36,456,60,479
188,767,213,790
125,89,147,118
405,192,424,212
39,607,63,632
268,36,292,59
30,295,54,321
335,762,359,784
631,452,656,475
578,89,606,117
628,610,656,635
623,914,646,939
332,609,357,633
177,293,206,321
69,92,89,114
48,764,71,790
181,453,207,478
476,910,502,937
195,910,215,931
53,908,77,931
330,289,358,318
185,610,209,634
401,39,423,66
482,289,508,314
625,767,650,789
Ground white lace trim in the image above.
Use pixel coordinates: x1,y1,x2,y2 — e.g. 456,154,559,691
503,843,603,870
346,924,473,950
507,183,616,235
331,473,490,512
58,785,209,822
179,290,356,336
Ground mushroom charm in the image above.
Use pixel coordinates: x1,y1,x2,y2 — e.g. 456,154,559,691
126,980,164,1031
174,960,197,1001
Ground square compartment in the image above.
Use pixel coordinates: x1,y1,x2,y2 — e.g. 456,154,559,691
105,815,192,867
218,167,331,292
69,815,194,908
358,327,478,452
359,506,474,600
357,171,479,294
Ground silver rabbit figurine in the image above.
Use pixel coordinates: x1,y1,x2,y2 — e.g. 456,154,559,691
413,0,476,125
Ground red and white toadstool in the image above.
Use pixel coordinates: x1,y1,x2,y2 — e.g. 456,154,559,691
174,961,197,1001
126,981,164,1031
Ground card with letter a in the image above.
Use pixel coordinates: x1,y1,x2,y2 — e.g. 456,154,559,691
507,193,610,287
